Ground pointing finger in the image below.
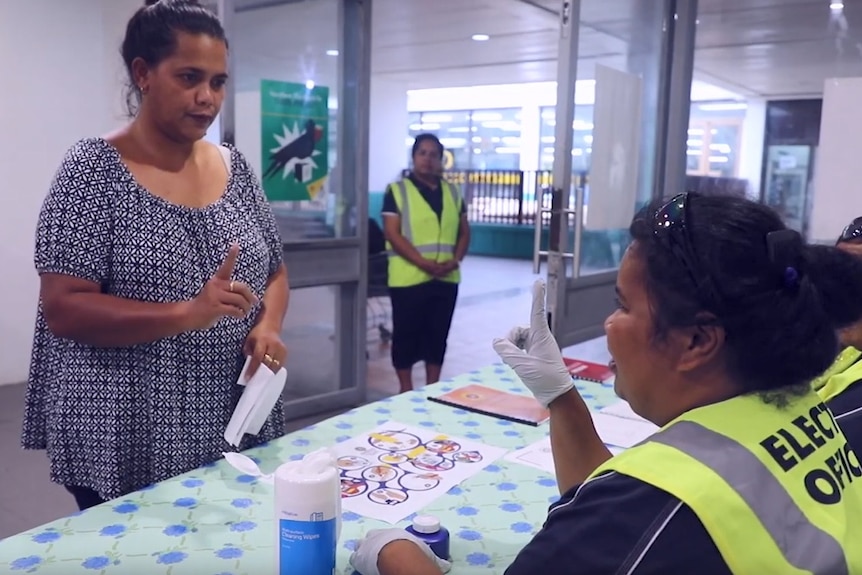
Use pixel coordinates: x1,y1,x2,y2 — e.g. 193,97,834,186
530,279,548,331
215,243,239,280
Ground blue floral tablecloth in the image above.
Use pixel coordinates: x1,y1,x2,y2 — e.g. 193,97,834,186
0,363,619,574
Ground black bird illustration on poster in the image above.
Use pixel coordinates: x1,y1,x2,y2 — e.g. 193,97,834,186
263,119,323,181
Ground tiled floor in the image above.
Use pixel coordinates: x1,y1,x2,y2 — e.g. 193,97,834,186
0,255,611,539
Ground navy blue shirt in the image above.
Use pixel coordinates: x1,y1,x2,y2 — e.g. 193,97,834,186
827,379,862,454
504,471,732,575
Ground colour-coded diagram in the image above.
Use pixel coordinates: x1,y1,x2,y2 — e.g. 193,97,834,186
334,422,507,524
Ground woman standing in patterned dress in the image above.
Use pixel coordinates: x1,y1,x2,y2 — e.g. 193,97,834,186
21,0,290,511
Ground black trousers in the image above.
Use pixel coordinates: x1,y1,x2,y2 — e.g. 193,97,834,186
65,485,106,511
389,280,458,370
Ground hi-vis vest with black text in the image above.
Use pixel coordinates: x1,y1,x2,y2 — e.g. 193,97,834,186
386,178,462,288
588,390,862,574
813,346,862,404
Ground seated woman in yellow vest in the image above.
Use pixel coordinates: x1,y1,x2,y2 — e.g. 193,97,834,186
812,216,862,452
349,193,862,575
381,133,470,393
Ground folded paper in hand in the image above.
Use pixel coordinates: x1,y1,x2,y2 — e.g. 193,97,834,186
224,356,287,447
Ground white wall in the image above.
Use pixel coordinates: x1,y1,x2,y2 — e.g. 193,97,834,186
0,0,139,385
235,91,263,175
811,77,862,243
738,99,767,199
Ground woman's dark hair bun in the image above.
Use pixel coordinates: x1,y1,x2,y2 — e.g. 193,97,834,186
629,192,862,397
803,244,862,329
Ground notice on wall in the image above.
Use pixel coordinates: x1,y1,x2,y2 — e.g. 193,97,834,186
260,79,329,202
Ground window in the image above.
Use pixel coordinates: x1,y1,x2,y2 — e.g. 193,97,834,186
406,108,523,170
538,105,594,173
686,102,746,178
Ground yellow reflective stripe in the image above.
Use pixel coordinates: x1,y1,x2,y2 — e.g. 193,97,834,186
650,421,848,575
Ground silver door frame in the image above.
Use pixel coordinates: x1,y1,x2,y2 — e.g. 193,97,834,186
543,0,699,348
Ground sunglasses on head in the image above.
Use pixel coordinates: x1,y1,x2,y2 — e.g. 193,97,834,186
838,217,862,244
653,192,723,309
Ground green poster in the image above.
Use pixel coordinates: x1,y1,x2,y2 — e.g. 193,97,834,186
260,79,329,202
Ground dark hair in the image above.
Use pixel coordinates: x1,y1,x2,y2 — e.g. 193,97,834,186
837,216,862,245
121,0,227,115
412,133,444,159
630,193,862,396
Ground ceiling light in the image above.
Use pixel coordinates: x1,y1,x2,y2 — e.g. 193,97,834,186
471,34,490,41
831,2,844,9
305,79,315,90
326,49,339,56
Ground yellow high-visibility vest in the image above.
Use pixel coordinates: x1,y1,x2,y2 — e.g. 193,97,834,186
813,346,862,403
386,178,462,288
588,390,862,574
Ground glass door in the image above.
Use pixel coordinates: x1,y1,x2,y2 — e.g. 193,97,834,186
541,0,695,346
224,0,371,419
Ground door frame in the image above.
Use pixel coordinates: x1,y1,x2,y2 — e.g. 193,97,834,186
544,0,699,348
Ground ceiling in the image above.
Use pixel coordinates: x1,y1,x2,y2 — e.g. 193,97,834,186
230,0,862,99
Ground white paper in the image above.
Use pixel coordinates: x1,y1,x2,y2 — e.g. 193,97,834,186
504,436,624,476
333,422,507,524
504,436,556,475
224,357,287,447
504,401,655,476
599,400,650,423
591,411,658,449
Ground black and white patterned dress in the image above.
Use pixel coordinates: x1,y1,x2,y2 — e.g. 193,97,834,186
21,137,286,500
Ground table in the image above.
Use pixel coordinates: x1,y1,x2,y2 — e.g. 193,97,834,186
0,363,619,574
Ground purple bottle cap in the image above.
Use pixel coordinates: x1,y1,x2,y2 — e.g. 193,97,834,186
411,515,441,534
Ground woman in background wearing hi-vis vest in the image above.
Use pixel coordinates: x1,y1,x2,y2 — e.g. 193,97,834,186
812,216,862,453
349,193,862,575
381,133,470,393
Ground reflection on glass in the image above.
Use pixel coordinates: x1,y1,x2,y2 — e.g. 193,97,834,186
569,0,666,277
538,106,594,172
233,0,354,241
686,102,746,179
405,109,522,170
280,285,337,401
471,109,521,170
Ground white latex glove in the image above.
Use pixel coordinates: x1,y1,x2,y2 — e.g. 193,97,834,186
492,279,574,408
349,528,452,575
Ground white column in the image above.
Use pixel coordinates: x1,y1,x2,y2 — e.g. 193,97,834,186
811,77,862,243
368,76,408,192
738,98,766,200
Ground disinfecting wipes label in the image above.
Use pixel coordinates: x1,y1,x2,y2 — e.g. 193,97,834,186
278,517,336,575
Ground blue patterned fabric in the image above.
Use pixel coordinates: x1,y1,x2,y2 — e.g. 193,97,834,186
2,364,620,574
21,138,286,500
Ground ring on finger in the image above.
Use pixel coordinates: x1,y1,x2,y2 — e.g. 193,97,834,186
229,280,235,292
264,353,279,367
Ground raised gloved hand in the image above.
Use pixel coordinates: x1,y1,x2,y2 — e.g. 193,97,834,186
492,279,574,408
349,528,452,575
